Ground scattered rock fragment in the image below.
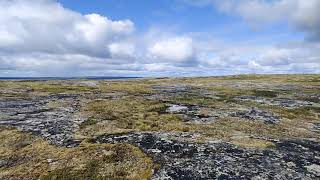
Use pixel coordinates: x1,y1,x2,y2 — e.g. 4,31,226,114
236,95,318,108
232,108,280,124
166,105,280,124
305,164,320,177
166,104,223,123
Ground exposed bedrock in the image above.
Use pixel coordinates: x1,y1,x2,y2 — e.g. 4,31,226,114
95,132,320,179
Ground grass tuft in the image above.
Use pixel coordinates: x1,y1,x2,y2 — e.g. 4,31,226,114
0,126,154,180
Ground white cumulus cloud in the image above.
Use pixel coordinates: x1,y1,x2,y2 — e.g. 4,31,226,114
211,0,320,40
0,0,134,58
148,37,195,63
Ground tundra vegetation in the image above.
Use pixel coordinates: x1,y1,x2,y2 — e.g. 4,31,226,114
0,74,319,179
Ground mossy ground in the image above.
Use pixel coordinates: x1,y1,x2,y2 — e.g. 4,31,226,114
77,96,186,138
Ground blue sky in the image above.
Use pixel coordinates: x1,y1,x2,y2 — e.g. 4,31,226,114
0,0,319,77
59,0,232,31
59,0,296,43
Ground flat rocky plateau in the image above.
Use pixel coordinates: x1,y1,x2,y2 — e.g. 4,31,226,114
0,75,319,179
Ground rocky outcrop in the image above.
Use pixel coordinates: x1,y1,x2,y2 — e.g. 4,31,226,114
95,132,320,179
0,94,84,146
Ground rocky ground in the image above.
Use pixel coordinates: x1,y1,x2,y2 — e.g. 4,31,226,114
94,132,320,179
0,75,319,179
0,94,83,146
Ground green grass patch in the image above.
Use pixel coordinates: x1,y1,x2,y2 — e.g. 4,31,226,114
29,84,96,94
252,90,278,98
99,80,155,95
78,97,186,137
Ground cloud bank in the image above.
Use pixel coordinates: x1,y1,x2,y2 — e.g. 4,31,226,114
211,0,320,41
0,0,319,76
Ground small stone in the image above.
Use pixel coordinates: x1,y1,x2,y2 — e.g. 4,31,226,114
151,149,162,153
167,104,188,113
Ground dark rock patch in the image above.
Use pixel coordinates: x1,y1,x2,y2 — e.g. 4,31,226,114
149,85,218,102
166,104,279,124
166,104,221,124
231,108,280,124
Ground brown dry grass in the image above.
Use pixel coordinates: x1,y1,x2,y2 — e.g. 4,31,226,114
0,126,154,180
